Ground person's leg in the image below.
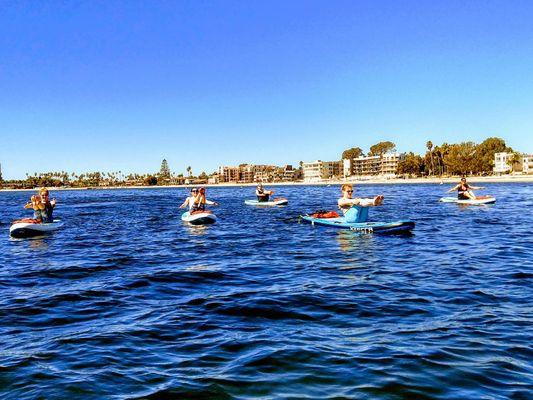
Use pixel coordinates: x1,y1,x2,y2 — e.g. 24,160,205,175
345,206,368,223
465,190,476,200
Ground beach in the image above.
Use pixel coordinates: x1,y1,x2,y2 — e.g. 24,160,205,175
2,173,532,192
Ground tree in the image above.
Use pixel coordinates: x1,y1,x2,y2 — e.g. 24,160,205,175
198,171,208,180
159,159,171,180
473,137,509,174
341,147,363,160
506,152,522,173
443,142,477,175
369,141,395,156
397,152,425,177
144,175,158,185
426,141,435,176
186,166,192,177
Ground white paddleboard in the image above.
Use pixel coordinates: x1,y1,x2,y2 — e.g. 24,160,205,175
244,198,288,206
439,196,496,205
10,220,63,238
181,211,217,225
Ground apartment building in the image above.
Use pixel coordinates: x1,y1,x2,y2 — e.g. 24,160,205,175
343,153,404,178
218,166,240,183
302,160,342,182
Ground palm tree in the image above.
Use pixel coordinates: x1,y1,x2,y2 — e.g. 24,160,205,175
426,141,434,176
186,166,192,177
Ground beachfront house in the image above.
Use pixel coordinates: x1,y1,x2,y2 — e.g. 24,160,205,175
522,155,533,174
493,152,512,174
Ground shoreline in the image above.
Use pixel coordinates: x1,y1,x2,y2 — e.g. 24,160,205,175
1,175,532,192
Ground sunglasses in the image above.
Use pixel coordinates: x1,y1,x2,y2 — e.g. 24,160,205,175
346,190,353,193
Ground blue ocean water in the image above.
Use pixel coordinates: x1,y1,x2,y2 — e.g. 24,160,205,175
0,184,531,399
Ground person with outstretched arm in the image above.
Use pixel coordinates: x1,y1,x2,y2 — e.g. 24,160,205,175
338,184,384,223
447,177,485,200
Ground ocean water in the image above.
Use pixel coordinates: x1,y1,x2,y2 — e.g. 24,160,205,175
0,184,531,399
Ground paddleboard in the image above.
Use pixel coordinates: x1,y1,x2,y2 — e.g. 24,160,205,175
10,220,63,238
439,196,496,205
181,211,217,225
244,198,288,206
300,215,415,234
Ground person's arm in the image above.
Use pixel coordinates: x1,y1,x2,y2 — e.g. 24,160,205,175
50,199,57,208
447,184,459,193
469,185,484,190
24,202,33,209
179,198,188,209
338,197,379,208
204,199,218,206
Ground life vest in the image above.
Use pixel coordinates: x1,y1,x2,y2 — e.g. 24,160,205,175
311,210,339,219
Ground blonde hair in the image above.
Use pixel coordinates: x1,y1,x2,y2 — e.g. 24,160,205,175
39,187,49,195
341,184,353,192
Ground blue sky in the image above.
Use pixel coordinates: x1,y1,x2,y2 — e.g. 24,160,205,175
1,0,533,179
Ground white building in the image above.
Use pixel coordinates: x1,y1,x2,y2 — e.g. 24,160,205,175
343,159,352,178
302,160,341,183
302,161,323,183
493,152,512,174
343,153,404,178
381,153,404,177
522,154,533,174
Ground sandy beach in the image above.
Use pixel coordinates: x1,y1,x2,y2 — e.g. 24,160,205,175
1,174,532,192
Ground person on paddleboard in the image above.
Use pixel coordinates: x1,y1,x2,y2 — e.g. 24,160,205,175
180,187,200,211
447,177,485,200
24,195,45,221
180,187,218,212
338,184,384,223
256,183,274,202
39,188,56,223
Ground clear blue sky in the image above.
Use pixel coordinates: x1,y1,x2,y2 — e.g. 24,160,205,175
1,0,533,179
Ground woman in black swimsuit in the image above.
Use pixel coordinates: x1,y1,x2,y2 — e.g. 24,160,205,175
447,177,485,200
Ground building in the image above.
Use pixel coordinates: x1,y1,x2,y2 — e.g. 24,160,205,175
343,153,404,178
302,160,342,183
207,174,219,184
522,154,533,174
240,165,255,183
282,165,295,181
493,152,512,174
381,153,404,177
353,155,381,175
218,166,240,183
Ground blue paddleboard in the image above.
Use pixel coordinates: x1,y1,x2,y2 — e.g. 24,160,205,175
300,215,415,234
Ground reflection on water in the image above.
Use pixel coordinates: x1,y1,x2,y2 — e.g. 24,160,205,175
336,229,376,253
